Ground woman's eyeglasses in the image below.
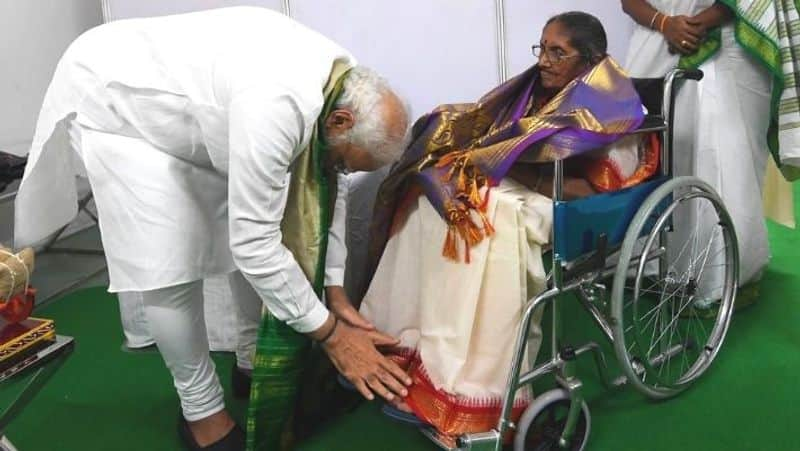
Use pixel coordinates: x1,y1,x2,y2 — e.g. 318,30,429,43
531,45,580,64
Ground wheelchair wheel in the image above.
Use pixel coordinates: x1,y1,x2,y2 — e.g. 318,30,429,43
513,389,590,451
611,176,737,399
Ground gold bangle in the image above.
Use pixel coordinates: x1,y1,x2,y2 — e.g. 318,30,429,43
658,15,669,33
649,11,660,30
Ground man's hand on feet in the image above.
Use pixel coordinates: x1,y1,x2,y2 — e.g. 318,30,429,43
309,311,411,403
323,321,411,402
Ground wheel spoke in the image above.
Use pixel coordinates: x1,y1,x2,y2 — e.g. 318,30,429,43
691,306,710,338
655,280,689,373
648,294,697,354
668,224,696,274
640,285,682,329
615,183,734,393
689,233,719,282
648,301,662,357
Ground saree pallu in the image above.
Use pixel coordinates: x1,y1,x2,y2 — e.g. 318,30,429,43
366,57,644,283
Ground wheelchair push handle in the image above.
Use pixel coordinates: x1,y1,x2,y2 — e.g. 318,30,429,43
676,68,704,81
658,68,703,178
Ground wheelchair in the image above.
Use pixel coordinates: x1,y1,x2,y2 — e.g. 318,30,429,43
421,69,738,450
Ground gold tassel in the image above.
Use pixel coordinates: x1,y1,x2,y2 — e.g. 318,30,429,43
456,165,467,193
468,178,482,207
477,209,495,236
437,152,462,183
435,152,460,168
455,217,483,247
466,221,483,245
455,220,473,263
459,218,485,264
442,225,458,261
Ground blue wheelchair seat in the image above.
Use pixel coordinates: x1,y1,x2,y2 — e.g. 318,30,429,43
553,175,668,263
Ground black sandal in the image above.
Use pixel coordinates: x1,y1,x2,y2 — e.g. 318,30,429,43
178,415,245,451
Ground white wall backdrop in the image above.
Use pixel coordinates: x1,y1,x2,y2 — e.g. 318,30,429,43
0,0,102,246
292,0,500,117
0,0,103,156
101,0,636,113
102,0,282,21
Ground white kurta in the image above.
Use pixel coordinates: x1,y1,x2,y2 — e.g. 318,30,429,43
625,0,771,292
15,7,355,333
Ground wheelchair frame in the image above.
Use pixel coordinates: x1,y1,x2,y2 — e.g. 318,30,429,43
422,69,739,451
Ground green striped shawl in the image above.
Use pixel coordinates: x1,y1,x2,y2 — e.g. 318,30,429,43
679,0,800,180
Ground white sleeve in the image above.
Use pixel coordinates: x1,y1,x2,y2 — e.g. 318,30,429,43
324,174,349,287
227,92,329,334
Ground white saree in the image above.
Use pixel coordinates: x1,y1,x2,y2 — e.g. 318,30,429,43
360,178,550,434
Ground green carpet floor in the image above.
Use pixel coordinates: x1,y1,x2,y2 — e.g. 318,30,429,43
5,185,799,450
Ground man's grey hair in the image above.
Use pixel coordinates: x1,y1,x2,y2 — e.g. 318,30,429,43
330,66,410,166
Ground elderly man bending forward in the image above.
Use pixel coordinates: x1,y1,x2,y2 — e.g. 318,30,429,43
15,7,411,450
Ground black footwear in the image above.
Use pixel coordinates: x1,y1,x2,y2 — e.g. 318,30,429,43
231,364,252,399
381,403,428,427
178,416,245,451
336,373,357,392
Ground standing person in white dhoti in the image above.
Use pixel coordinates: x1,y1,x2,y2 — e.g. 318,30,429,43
622,0,799,306
14,7,413,450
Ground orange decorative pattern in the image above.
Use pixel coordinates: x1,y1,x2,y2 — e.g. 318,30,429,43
389,349,528,442
584,132,661,193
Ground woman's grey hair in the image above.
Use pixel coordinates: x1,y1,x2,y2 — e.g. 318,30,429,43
329,66,410,166
546,11,608,64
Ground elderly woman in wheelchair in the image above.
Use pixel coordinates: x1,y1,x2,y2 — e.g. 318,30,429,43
357,11,735,451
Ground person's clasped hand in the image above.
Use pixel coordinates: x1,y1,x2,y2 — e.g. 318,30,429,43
662,15,705,54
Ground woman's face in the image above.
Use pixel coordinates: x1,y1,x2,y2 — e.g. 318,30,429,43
537,21,589,91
